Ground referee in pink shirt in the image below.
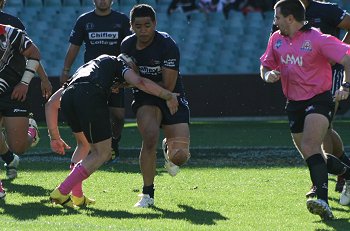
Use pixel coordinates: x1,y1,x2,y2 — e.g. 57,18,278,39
260,0,350,220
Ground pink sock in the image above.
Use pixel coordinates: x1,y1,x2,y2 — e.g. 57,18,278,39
0,180,4,192
70,163,83,197
58,163,89,195
28,127,36,139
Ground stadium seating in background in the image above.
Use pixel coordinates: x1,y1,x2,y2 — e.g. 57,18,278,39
44,0,62,7
8,0,278,75
5,0,23,7
25,0,43,7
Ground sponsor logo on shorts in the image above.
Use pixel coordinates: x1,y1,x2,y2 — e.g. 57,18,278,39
13,109,27,113
305,105,315,112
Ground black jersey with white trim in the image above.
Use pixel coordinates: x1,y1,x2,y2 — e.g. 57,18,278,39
0,11,25,31
0,24,32,95
65,54,129,93
305,0,346,38
121,30,186,97
69,10,131,63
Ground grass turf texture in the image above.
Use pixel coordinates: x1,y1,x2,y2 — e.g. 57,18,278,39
1,119,350,230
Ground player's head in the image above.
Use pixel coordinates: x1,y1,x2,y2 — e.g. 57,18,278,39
274,0,305,35
0,0,6,9
274,0,305,22
130,4,156,45
93,0,113,11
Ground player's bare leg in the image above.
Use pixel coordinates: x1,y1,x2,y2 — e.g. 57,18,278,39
134,106,162,207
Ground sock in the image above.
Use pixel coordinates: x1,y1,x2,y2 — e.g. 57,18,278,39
0,180,4,192
111,136,120,157
339,152,350,168
306,154,328,204
28,127,37,139
142,184,155,198
1,150,14,165
70,163,83,198
326,154,347,175
58,163,89,195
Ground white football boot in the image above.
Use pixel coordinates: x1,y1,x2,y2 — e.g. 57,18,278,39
134,194,154,208
339,180,350,205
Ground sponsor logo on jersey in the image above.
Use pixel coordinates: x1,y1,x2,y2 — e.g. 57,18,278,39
139,66,161,75
164,59,176,68
281,54,303,66
275,39,282,49
89,32,119,40
301,40,312,52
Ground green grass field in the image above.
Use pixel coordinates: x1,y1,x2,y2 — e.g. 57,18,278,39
1,119,350,230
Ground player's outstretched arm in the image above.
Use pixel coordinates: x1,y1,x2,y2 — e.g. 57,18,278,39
45,88,71,155
124,69,179,114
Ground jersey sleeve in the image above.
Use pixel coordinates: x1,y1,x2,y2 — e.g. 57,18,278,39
324,4,347,27
8,26,32,53
260,33,279,70
69,16,85,46
162,36,180,70
319,33,350,63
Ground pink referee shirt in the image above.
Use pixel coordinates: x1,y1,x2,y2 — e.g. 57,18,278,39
260,28,350,101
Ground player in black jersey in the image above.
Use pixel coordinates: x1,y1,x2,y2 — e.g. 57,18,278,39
60,0,131,165
121,4,191,208
47,54,179,207
0,0,52,181
0,24,42,199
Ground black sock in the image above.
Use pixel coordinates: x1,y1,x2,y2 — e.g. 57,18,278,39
326,154,347,175
306,154,328,204
142,184,155,198
111,136,120,156
339,153,350,168
1,150,14,165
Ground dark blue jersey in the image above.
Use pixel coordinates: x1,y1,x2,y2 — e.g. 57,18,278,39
66,55,130,93
121,31,186,98
305,0,346,38
69,10,131,63
0,24,32,95
0,11,25,31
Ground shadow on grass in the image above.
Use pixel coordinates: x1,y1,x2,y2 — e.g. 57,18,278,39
85,204,228,225
2,180,50,197
0,199,80,220
315,218,350,231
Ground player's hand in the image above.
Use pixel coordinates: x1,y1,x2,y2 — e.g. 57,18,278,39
166,93,180,115
60,71,69,86
334,87,350,101
11,83,29,102
41,78,52,99
50,138,71,155
264,70,281,83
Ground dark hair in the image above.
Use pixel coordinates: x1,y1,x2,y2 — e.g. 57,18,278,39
274,0,305,22
130,4,156,23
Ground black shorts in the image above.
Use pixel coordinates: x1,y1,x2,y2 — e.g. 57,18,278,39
107,88,125,108
286,91,334,133
61,83,111,143
132,94,190,125
0,93,29,117
331,63,344,96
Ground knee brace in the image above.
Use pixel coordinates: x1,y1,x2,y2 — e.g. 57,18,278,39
165,137,190,166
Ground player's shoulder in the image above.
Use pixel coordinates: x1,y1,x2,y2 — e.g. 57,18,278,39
310,0,340,10
155,31,177,45
110,10,129,20
121,33,136,46
76,10,95,21
0,12,25,30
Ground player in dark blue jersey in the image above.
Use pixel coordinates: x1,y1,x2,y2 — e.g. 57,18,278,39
0,24,42,199
271,0,350,197
121,4,191,208
60,0,131,165
47,54,179,207
0,0,52,181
